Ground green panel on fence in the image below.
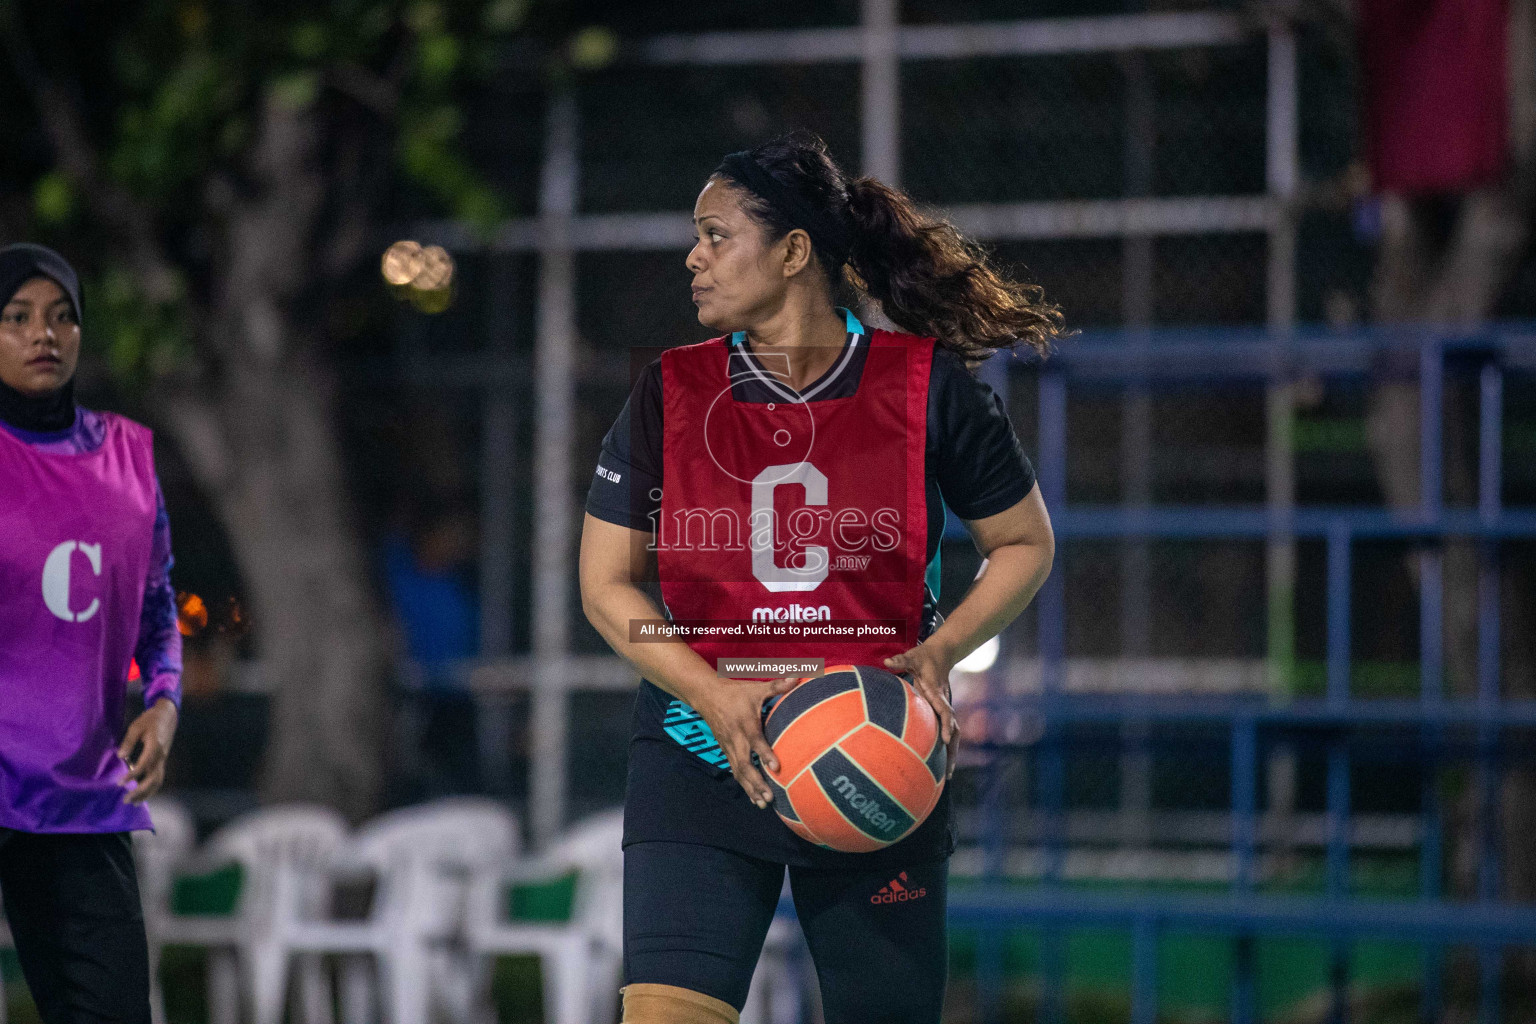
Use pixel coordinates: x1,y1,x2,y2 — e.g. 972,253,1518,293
947,874,1427,1020
1291,660,1421,698
1157,934,1233,1018
949,928,1423,1020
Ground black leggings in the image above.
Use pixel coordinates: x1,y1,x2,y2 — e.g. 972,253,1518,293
0,830,150,1024
623,841,947,1024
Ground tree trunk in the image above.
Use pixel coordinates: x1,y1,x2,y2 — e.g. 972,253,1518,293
163,366,388,820
159,95,391,820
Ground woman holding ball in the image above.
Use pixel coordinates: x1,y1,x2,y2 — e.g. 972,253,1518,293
0,244,181,1024
580,133,1059,1023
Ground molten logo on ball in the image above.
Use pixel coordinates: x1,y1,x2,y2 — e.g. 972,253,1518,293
831,775,899,834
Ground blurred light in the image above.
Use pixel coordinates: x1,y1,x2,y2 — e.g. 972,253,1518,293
382,241,455,313
413,245,454,290
954,635,999,673
569,26,618,70
408,286,453,314
177,592,208,636
226,596,247,634
483,0,529,32
382,240,425,286
128,659,141,682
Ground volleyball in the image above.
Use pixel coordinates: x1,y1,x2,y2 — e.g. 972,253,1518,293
762,665,946,853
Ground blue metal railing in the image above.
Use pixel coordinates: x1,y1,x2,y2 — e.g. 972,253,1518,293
953,325,1536,1024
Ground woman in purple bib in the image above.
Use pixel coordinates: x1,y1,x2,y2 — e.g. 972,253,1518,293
0,244,182,1024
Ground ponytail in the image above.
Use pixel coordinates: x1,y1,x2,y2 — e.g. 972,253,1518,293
845,177,1065,363
714,131,1069,366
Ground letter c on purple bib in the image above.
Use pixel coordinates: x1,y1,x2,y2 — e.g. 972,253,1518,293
42,540,102,623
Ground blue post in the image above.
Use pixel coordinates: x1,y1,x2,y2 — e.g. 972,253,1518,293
1325,523,1351,1022
977,765,1006,1024
1039,726,1067,884
1131,917,1158,1024
1325,524,1351,706
1420,550,1442,701
1035,366,1069,879
978,341,1010,1024
1038,370,1068,697
1418,336,1446,1024
1040,922,1067,1024
1231,717,1259,1024
1039,727,1068,1024
1478,362,1503,714
1474,951,1499,1024
1475,362,1503,1024
1232,938,1258,1024
976,924,1004,1024
1479,361,1501,528
1326,735,1352,1024
1419,336,1442,514
1478,946,1501,1024
1232,718,1258,890
1419,755,1444,1024
1036,368,1069,1024
1038,369,1067,510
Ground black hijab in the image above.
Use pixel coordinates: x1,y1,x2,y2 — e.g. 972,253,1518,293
0,244,83,433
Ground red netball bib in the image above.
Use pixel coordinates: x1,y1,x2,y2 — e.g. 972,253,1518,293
657,326,933,676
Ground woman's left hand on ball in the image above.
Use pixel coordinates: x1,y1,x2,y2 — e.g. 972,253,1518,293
883,646,960,781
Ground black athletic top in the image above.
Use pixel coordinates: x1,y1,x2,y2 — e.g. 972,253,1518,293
586,324,1036,869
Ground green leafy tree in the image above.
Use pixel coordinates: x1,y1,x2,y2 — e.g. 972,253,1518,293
2,0,548,817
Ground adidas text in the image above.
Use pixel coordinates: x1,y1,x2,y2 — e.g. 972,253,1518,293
871,872,928,904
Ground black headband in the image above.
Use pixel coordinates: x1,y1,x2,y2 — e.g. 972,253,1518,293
0,243,82,325
717,151,853,269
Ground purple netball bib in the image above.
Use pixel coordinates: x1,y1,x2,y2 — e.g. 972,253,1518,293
0,413,158,832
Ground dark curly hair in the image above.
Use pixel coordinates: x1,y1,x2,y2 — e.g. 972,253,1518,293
713,131,1069,365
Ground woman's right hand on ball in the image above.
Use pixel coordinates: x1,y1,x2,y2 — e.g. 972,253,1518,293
698,675,802,809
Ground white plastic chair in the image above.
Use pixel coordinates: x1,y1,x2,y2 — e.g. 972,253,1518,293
465,808,625,1024
155,804,349,1024
286,798,520,1024
133,796,199,1024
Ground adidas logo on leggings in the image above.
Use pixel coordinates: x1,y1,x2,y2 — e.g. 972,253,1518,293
871,871,928,904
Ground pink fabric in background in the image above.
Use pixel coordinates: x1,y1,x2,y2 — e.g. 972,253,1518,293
1359,0,1508,194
